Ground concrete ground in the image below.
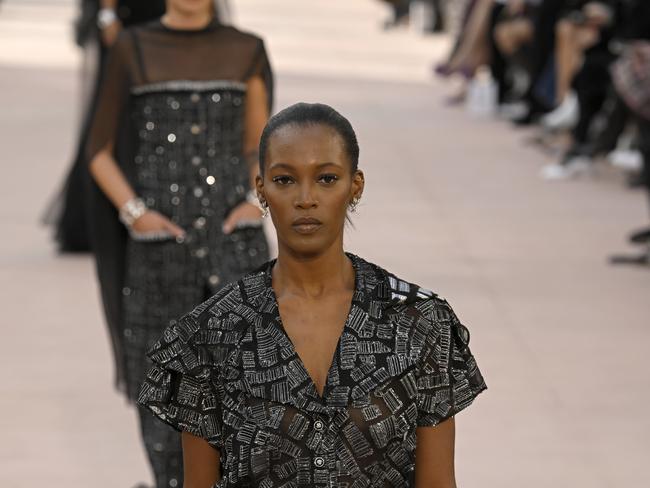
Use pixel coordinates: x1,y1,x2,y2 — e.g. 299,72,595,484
1,0,648,487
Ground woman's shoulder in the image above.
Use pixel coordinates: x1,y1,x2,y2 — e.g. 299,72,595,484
216,24,266,48
353,254,470,360
355,254,455,318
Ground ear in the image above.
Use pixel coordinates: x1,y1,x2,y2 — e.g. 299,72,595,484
351,169,365,201
255,173,265,201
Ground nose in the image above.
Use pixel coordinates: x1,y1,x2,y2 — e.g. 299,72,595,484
295,181,317,209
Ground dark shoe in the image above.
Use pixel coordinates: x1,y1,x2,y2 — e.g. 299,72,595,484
629,227,650,245
433,63,474,80
434,63,453,78
609,252,650,266
626,171,645,189
511,109,541,126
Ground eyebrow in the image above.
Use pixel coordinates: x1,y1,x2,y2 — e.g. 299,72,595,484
268,161,343,171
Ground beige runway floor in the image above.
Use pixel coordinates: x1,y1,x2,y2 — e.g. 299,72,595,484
1,0,648,486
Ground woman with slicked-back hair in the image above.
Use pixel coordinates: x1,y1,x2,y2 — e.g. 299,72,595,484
140,103,487,488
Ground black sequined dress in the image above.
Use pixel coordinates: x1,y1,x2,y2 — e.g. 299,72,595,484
86,19,273,400
86,18,273,488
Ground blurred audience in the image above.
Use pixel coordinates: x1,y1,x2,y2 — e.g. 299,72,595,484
431,0,650,266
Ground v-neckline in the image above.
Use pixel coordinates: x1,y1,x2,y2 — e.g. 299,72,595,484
265,253,359,401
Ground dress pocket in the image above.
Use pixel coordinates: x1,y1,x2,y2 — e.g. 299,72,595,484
129,228,176,242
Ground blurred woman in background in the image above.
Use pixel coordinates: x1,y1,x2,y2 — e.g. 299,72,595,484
85,0,272,485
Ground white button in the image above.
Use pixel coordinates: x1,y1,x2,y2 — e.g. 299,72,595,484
208,275,220,286
206,175,216,185
193,187,204,198
191,124,201,135
193,217,206,229
191,156,202,166
314,457,325,468
211,93,221,103
190,93,200,103
314,420,324,431
194,248,208,258
167,133,176,143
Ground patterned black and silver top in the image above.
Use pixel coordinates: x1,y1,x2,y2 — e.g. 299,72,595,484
138,254,486,487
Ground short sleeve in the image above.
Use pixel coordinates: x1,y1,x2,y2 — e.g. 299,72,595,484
138,311,224,450
415,299,487,427
243,38,274,113
85,31,134,162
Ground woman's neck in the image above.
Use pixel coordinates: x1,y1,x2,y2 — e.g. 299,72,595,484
161,8,212,31
273,246,354,299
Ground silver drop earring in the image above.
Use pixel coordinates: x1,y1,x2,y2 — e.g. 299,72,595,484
349,197,361,213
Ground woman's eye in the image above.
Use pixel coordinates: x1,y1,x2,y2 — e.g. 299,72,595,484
319,174,339,184
272,175,293,185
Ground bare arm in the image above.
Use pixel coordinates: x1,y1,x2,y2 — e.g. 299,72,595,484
89,145,185,237
415,418,457,488
89,144,136,209
99,0,121,46
182,432,221,488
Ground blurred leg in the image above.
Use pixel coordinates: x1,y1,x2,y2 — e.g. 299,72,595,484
554,20,599,104
495,18,534,56
448,0,494,71
591,93,630,156
638,118,650,215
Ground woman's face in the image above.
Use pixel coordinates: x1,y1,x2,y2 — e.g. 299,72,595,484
257,124,364,257
166,0,213,16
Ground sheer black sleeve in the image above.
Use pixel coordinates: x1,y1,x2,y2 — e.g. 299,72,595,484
243,38,274,113
416,298,487,427
85,31,134,163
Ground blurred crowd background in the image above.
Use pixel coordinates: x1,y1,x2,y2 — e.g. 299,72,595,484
400,0,650,263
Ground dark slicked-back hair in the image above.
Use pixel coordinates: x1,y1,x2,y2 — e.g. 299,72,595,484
259,102,359,175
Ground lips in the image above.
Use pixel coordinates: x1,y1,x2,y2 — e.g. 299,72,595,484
291,217,322,234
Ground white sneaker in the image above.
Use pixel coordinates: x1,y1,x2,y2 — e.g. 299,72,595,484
541,92,579,131
540,156,592,180
607,149,643,171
